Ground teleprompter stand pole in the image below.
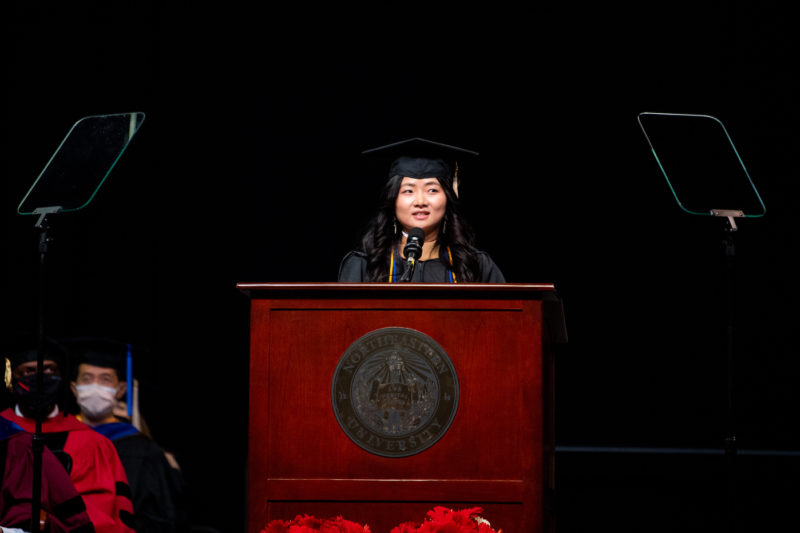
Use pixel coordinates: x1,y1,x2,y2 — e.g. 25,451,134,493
30,206,61,532
712,209,742,533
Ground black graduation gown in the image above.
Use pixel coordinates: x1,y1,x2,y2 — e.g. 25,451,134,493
93,423,187,533
337,250,506,283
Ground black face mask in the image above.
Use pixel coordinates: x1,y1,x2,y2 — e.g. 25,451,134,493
12,373,63,419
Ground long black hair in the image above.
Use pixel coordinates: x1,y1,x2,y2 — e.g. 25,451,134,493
359,174,480,282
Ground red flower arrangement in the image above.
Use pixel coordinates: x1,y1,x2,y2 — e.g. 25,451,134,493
261,514,370,533
261,507,500,533
390,506,501,533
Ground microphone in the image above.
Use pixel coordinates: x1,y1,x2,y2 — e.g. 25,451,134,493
403,227,424,261
399,227,425,281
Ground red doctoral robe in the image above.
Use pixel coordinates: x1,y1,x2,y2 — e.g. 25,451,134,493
1,409,135,533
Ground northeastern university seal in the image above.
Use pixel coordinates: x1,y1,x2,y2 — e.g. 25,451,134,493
331,327,459,457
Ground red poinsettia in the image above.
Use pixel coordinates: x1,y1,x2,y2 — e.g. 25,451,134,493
260,514,371,533
390,506,501,533
261,507,500,533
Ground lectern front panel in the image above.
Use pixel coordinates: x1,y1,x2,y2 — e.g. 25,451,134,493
242,285,558,533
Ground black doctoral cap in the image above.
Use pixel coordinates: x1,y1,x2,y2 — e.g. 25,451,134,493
61,337,139,380
3,334,68,392
362,137,479,190
2,333,67,371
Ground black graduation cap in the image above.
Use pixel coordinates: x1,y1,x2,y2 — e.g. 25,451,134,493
61,337,139,381
362,138,479,190
2,334,68,394
2,334,67,371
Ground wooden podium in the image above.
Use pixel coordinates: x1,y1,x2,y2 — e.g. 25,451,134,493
237,282,566,533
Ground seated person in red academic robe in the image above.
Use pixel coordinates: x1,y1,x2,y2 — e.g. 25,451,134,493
1,415,94,532
65,338,186,533
1,336,135,533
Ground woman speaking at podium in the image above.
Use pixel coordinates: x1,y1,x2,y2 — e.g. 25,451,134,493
338,137,505,283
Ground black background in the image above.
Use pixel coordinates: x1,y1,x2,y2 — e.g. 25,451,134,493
3,3,799,532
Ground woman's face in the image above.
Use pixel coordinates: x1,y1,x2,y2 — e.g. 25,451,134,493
394,177,447,239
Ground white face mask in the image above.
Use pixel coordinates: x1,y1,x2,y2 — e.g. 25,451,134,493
75,383,118,421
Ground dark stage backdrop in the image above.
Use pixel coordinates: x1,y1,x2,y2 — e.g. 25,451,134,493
3,3,799,533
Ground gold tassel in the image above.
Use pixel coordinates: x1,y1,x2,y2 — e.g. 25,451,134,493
4,358,11,391
453,162,460,198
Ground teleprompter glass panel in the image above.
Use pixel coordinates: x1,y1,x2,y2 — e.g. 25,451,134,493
18,112,145,214
637,112,765,217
